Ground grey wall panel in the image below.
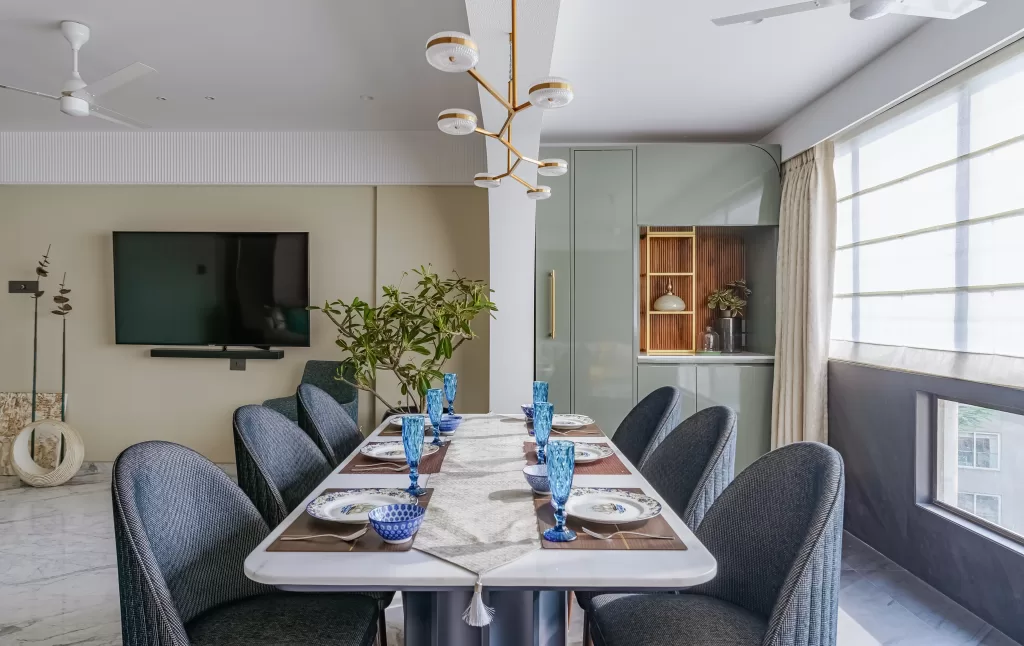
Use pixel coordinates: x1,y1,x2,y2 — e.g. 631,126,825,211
830,361,1024,643
742,226,779,355
536,147,573,413
572,149,635,433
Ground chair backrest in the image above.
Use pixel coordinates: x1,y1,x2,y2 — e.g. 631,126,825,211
297,383,363,467
112,441,272,646
232,404,332,527
689,442,845,646
302,360,356,405
611,386,683,468
640,406,736,529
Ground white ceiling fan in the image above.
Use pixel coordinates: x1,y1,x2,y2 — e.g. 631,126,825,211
0,21,156,129
712,0,986,26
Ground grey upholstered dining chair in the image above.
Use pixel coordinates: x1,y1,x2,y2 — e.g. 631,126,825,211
232,404,333,528
297,383,364,468
263,360,358,423
587,441,845,646
111,440,380,646
232,404,394,645
610,386,683,468
576,406,737,644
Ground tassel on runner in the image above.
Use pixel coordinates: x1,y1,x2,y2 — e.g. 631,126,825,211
462,580,495,626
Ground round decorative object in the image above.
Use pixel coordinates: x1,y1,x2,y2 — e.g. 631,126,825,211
306,488,417,524
438,414,462,435
653,280,686,311
474,173,501,188
368,503,427,544
537,158,568,177
425,31,479,72
523,464,550,494
12,420,84,487
526,186,552,200
564,487,663,524
360,441,440,463
528,77,574,109
437,109,478,135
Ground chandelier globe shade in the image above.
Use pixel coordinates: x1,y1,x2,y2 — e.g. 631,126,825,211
437,109,478,135
526,186,552,200
474,173,502,188
537,158,568,177
529,77,574,109
425,31,480,72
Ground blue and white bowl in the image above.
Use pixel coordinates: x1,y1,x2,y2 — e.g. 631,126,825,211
521,404,535,420
523,464,550,494
439,414,463,435
368,504,426,544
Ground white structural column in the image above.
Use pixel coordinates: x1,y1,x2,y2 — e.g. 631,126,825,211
463,0,564,412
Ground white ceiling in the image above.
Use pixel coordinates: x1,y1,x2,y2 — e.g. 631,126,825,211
542,0,927,142
0,0,481,131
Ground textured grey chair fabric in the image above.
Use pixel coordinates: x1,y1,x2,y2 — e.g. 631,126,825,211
611,386,683,469
232,404,332,528
111,441,378,646
590,442,845,646
297,383,364,468
589,594,767,646
264,361,358,423
576,407,737,618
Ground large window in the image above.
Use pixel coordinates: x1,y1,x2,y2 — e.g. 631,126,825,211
936,399,1024,541
831,42,1024,388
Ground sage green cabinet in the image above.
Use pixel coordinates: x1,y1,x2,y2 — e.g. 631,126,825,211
637,364,697,420
637,144,781,226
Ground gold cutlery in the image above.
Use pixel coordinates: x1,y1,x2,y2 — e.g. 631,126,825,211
280,527,368,542
352,463,409,472
581,527,673,541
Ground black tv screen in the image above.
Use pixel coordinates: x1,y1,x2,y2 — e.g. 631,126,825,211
113,232,310,347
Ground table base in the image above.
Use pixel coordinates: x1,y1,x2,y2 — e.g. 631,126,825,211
403,590,566,646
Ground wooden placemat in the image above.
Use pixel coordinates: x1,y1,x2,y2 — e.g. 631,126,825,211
523,442,631,475
268,489,433,552
534,489,686,551
378,426,431,437
340,442,450,474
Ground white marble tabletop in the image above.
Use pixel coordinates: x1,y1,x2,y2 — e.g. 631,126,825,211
244,414,717,592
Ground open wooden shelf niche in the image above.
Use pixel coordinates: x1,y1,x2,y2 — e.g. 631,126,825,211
640,226,697,355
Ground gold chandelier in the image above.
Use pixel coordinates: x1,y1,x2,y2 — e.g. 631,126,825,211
425,0,573,200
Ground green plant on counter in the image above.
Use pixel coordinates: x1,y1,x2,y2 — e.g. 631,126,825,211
707,279,751,318
310,265,497,413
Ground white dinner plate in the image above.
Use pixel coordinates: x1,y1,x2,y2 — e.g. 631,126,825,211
537,443,613,464
386,414,432,428
360,442,440,462
564,488,663,524
555,413,595,426
551,415,586,430
305,488,417,524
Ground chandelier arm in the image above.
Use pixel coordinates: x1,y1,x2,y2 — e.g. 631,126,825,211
494,157,523,180
467,69,514,112
497,110,516,139
513,102,532,113
475,127,542,166
509,173,538,191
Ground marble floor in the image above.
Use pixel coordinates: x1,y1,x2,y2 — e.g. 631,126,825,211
1,472,1019,646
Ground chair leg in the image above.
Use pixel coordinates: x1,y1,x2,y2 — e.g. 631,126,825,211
583,609,591,646
377,603,388,646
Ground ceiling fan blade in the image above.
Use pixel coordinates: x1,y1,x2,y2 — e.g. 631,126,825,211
0,83,60,100
89,104,150,130
81,62,156,98
712,0,847,25
885,0,985,18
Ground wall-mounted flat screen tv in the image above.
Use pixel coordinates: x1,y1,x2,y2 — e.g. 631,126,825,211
113,232,310,347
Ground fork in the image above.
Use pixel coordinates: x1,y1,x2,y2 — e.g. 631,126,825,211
352,463,409,472
280,527,368,542
581,527,674,541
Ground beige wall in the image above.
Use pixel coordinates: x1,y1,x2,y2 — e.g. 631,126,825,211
0,185,488,463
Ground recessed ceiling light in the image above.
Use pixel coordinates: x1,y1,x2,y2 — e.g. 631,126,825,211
204,96,216,101
360,95,374,101
156,96,167,101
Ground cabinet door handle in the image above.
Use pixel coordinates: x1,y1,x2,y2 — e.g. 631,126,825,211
549,270,556,339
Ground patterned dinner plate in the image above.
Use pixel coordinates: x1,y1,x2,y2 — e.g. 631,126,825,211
554,413,595,427
305,488,417,524
564,488,663,525
537,443,613,464
386,414,432,428
551,415,587,430
360,442,440,462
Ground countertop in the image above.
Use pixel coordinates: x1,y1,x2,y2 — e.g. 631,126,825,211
638,352,775,365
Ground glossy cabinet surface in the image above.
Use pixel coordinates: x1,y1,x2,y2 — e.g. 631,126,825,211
572,149,636,434
637,143,781,226
535,147,573,413
637,364,698,421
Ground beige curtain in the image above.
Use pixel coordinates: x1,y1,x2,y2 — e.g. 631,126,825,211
772,141,837,447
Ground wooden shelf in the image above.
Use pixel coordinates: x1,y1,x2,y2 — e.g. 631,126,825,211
650,310,693,315
641,227,696,355
649,272,694,277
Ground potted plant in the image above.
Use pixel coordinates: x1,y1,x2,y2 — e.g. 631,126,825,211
310,266,496,414
707,280,750,353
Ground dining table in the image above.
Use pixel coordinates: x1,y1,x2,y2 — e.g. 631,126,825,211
244,413,718,646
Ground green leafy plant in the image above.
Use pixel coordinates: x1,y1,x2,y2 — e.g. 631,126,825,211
707,279,750,318
310,266,497,412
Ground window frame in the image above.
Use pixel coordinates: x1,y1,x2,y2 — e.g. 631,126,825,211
958,430,1002,470
930,394,1024,545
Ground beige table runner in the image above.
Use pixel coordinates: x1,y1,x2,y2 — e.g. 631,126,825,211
412,415,540,626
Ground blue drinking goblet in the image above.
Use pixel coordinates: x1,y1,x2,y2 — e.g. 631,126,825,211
544,440,577,542
402,415,427,497
533,381,549,406
443,373,458,416
533,401,554,465
426,388,444,446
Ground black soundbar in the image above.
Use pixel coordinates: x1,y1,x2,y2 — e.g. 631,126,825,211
149,348,284,360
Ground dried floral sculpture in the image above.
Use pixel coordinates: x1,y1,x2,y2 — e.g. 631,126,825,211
30,246,50,423
51,273,72,421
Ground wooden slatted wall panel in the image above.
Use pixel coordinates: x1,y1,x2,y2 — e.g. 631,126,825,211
639,227,648,353
696,226,746,334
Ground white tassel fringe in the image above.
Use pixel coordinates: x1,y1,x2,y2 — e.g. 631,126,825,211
462,581,496,626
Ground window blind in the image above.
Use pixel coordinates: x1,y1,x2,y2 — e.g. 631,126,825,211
831,39,1024,390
